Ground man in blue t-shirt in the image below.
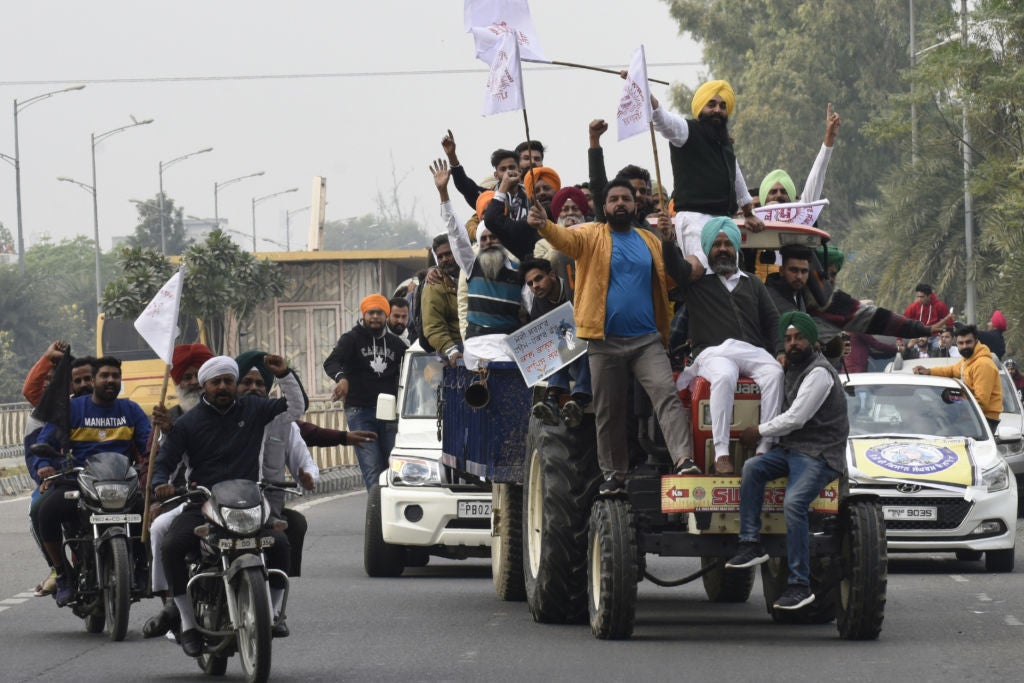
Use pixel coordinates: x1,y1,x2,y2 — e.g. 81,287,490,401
32,356,151,606
528,179,703,495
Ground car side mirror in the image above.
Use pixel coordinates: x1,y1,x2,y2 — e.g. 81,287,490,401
995,423,1022,443
376,394,397,421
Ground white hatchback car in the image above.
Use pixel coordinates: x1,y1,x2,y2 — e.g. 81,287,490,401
363,343,492,577
844,373,1018,572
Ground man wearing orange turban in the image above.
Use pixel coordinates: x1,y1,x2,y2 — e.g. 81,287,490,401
650,78,764,269
323,293,406,490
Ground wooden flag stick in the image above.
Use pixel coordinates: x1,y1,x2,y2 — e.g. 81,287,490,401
529,59,670,86
649,121,666,214
522,108,538,201
140,363,172,544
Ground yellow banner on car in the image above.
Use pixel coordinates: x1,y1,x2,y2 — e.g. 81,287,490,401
848,437,976,488
661,476,840,514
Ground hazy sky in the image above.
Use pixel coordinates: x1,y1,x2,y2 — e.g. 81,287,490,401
1,1,704,253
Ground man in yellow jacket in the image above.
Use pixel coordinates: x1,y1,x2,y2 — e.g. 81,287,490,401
526,178,703,495
913,324,1003,431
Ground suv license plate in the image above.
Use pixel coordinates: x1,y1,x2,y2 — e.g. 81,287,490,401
457,501,492,519
883,506,937,521
89,514,142,524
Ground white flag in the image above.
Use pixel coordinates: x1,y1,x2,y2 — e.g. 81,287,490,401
753,199,830,227
465,0,549,64
482,30,525,117
617,45,652,141
133,268,185,365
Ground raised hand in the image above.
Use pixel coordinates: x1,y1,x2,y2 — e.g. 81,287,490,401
430,158,450,192
825,103,842,146
589,119,609,147
263,353,289,377
526,199,548,229
498,167,520,194
441,129,459,165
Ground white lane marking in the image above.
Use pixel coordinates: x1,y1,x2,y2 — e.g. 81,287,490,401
14,593,36,599
0,598,28,605
459,650,478,663
950,575,969,583
977,593,992,602
1005,615,1023,626
0,494,31,506
292,489,365,512
0,606,8,613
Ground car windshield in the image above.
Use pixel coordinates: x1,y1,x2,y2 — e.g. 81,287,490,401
845,383,988,441
402,353,443,419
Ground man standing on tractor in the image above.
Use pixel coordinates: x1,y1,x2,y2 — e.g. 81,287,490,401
725,311,848,611
526,179,701,495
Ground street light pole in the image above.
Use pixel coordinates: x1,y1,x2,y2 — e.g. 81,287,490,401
158,146,213,254
961,0,976,324
285,205,311,252
12,84,86,275
90,117,154,315
214,170,265,226
251,188,299,251
910,0,917,165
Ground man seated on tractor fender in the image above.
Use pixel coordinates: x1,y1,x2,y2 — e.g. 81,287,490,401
674,216,785,474
725,311,848,611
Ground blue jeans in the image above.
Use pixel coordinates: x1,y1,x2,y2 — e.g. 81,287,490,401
738,447,839,586
546,355,592,399
345,406,398,490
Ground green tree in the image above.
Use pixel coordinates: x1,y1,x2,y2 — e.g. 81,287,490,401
126,193,192,255
842,0,1024,352
102,230,288,354
662,0,951,237
322,214,430,250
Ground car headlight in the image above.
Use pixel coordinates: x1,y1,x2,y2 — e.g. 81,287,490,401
982,462,1011,493
96,483,132,510
220,505,264,534
389,455,442,486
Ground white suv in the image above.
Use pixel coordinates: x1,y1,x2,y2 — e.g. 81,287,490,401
363,343,492,577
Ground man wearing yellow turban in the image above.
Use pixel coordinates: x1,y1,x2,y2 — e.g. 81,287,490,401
650,79,763,269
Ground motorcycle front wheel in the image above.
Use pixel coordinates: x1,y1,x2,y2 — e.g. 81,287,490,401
103,537,131,642
235,566,272,683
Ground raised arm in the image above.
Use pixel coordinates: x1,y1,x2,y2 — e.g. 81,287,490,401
432,159,475,276
442,129,484,210
588,119,610,221
650,98,691,147
801,103,841,202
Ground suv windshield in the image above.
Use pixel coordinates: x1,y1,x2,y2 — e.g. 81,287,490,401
402,353,443,419
846,383,988,441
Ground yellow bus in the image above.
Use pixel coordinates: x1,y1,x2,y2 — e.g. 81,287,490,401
96,313,206,413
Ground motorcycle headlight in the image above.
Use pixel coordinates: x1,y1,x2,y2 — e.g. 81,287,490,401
96,483,131,510
389,455,442,486
220,505,264,534
982,462,1011,493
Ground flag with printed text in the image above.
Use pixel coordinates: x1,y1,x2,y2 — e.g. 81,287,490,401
617,45,652,141
465,0,549,64
482,30,525,116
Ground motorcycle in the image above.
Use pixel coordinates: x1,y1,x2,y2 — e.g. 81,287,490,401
33,445,145,642
162,480,293,683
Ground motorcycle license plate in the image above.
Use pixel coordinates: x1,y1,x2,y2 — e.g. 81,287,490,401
217,537,275,550
89,514,142,524
883,506,937,521
457,500,491,519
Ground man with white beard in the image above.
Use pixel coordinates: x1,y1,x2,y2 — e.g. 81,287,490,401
431,159,523,370
141,343,212,639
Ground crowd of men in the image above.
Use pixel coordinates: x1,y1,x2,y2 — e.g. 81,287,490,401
16,76,1018,640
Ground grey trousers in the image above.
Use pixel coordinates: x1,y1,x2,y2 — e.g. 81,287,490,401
587,332,692,477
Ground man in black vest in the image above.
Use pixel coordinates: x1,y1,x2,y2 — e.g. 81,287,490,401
650,79,764,268
725,311,849,611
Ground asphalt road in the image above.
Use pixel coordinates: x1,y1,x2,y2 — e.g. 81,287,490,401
1,489,1022,682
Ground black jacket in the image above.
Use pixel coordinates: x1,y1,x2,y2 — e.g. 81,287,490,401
322,322,404,408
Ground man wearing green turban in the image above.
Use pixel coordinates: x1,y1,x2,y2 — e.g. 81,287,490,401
757,104,842,206
649,79,764,269
726,308,848,612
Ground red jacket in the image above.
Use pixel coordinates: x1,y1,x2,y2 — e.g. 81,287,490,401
903,292,950,327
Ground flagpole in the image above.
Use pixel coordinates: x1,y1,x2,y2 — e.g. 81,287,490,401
521,108,539,200
649,122,665,213
527,59,669,86
140,363,171,543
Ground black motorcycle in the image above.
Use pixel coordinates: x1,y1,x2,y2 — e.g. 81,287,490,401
35,446,145,641
162,480,293,683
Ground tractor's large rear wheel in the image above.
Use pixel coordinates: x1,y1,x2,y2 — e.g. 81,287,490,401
587,497,638,640
761,557,837,625
836,500,887,640
523,420,601,623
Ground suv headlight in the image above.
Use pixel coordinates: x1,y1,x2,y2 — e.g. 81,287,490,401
982,462,1011,493
220,505,264,534
389,455,442,486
